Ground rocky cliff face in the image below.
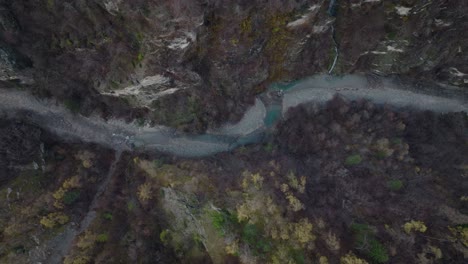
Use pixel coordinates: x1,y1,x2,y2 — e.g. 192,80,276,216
1,0,467,131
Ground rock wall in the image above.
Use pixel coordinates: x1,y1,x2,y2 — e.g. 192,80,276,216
1,0,467,131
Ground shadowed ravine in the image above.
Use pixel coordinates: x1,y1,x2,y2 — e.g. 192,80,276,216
1,74,467,158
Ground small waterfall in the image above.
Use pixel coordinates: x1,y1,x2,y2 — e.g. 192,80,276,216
328,25,339,74
327,0,338,16
327,0,339,74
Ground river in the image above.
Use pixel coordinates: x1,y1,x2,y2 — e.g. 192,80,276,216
1,74,467,157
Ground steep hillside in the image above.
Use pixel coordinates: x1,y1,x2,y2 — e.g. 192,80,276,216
1,0,467,131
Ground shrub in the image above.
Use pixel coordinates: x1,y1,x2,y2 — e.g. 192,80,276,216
345,154,362,166
286,193,304,212
240,16,252,35
137,183,152,202
403,220,427,234
448,225,468,247
375,150,388,159
40,212,69,228
192,233,203,247
387,179,403,191
62,176,81,189
241,223,271,256
264,142,275,153
103,212,113,221
225,240,239,255
429,246,443,259
341,252,368,264
160,229,171,245
96,233,109,243
251,173,264,189
127,201,136,211
319,256,329,264
368,239,389,263
287,171,306,194
290,249,305,264
351,223,389,263
77,231,97,250
325,231,341,251
63,190,80,205
211,210,238,236
82,159,92,168
64,99,81,113
293,219,315,244
351,223,372,234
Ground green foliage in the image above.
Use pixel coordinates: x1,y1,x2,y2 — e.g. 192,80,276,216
210,210,238,236
264,142,276,153
96,233,109,243
135,31,144,44
368,240,389,263
137,52,144,62
375,151,388,159
387,179,403,191
242,223,261,245
192,233,203,247
63,190,80,205
64,99,81,113
351,223,372,235
110,80,119,89
290,248,305,264
240,16,252,35
102,212,113,221
241,223,271,256
160,229,170,245
351,223,389,263
345,154,362,166
127,201,136,211
132,52,144,68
